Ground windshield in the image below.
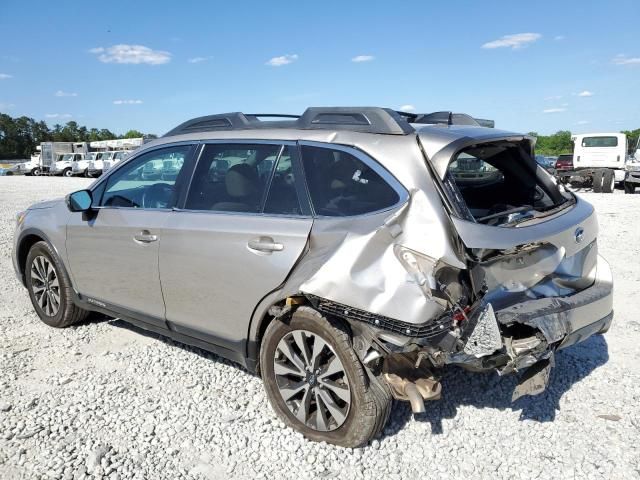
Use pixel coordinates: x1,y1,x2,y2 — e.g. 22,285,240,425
581,136,618,148
60,154,74,162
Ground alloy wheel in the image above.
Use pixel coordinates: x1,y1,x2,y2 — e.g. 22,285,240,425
30,255,60,316
273,329,351,432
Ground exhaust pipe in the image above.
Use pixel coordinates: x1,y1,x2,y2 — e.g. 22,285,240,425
383,373,441,414
403,383,426,414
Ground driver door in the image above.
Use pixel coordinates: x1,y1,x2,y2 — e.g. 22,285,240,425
66,144,195,323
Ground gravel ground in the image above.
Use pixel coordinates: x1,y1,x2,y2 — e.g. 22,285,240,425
1,176,639,480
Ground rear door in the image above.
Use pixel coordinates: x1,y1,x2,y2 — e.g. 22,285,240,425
159,141,313,349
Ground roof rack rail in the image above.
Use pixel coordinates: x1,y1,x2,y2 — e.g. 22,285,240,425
163,107,415,137
397,110,495,128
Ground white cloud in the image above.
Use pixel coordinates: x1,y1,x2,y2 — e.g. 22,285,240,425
482,33,542,50
577,120,590,125
545,95,563,100
0,102,15,109
0,73,12,80
46,113,72,119
554,35,565,41
612,54,640,65
113,99,143,105
266,54,298,67
90,44,171,65
543,107,567,114
55,90,78,97
577,90,594,97
399,104,415,112
352,55,375,63
187,56,212,64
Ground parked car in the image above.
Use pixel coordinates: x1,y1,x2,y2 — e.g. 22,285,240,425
535,155,556,174
13,107,613,447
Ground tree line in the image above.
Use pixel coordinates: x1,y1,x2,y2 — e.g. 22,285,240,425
529,129,640,157
0,113,157,160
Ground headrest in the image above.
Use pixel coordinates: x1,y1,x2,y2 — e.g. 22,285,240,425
226,163,259,198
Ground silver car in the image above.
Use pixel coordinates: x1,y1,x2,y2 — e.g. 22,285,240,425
12,108,613,447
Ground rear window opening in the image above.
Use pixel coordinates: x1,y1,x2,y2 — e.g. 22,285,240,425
443,140,573,227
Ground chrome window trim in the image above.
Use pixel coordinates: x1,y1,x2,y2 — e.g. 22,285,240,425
297,140,410,218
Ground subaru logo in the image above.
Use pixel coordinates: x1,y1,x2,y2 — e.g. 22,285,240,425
575,227,584,244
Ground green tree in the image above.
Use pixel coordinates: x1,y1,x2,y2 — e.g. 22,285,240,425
122,129,144,139
530,130,573,156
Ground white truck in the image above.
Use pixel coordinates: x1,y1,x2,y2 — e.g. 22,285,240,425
71,152,101,177
10,152,43,175
557,133,627,193
623,137,640,194
50,152,89,177
101,150,129,174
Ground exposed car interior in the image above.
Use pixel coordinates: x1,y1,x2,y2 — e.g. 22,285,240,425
445,141,572,226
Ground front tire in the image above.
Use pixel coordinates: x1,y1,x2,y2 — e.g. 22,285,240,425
25,241,89,328
62,168,72,177
260,307,391,447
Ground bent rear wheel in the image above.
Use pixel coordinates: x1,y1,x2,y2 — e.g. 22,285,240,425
260,307,391,447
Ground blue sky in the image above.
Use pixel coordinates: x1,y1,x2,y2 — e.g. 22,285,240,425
1,0,639,135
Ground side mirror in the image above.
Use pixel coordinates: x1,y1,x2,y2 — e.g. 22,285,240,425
66,190,93,212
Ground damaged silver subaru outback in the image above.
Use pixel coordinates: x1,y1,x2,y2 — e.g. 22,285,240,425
13,107,613,447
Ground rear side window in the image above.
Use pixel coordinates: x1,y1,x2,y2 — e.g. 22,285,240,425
300,145,400,216
185,144,282,213
581,136,618,147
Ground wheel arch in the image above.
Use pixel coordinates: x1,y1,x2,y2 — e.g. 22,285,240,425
16,228,71,289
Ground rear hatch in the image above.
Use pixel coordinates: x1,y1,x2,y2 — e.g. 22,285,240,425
419,133,598,304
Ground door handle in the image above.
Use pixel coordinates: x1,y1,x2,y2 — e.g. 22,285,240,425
134,230,158,243
247,237,284,253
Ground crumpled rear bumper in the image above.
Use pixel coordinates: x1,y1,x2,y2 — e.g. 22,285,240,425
450,254,613,373
496,254,613,346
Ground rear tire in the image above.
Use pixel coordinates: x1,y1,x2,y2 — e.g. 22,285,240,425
260,307,392,447
25,241,89,328
625,182,636,194
32,168,41,176
592,170,603,193
602,169,615,193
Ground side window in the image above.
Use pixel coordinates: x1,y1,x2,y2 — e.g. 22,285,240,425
100,145,190,209
300,145,400,216
264,147,301,215
185,143,280,213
